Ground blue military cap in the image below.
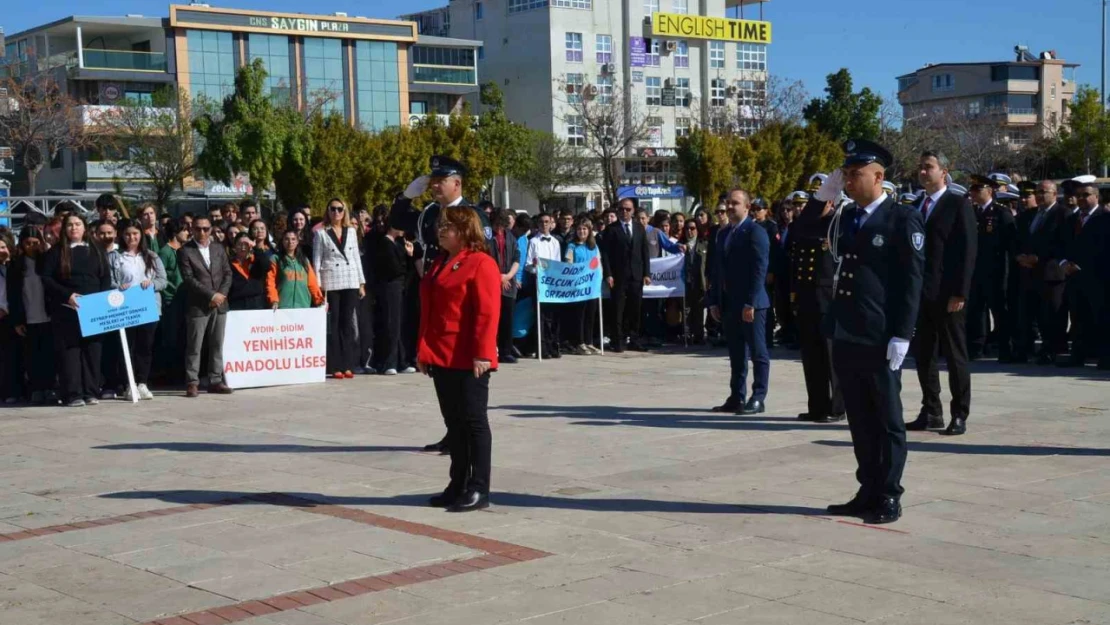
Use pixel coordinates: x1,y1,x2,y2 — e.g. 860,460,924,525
949,183,968,196
967,174,995,189
430,155,467,178
987,172,1012,187
898,192,920,205
842,139,893,169
996,191,1020,201
1017,181,1037,196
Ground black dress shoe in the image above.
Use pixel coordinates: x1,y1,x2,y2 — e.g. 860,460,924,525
865,497,902,524
906,412,945,431
611,344,625,353
942,417,967,436
627,342,648,352
815,413,845,423
796,412,818,421
741,399,764,415
423,438,449,453
1035,353,1054,366
501,355,518,364
429,491,460,507
447,491,489,512
827,495,871,516
713,400,740,413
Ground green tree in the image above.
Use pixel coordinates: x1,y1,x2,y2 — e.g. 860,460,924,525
675,127,733,208
803,69,883,143
476,83,533,200
1059,86,1110,174
194,58,299,203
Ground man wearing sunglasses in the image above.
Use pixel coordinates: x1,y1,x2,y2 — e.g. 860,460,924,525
178,216,233,398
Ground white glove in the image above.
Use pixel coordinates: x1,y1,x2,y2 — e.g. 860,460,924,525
404,175,430,199
886,337,910,371
814,169,845,203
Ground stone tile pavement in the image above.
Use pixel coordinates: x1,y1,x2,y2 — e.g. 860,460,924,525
0,347,1109,624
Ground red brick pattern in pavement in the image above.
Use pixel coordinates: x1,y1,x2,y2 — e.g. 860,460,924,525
0,492,551,625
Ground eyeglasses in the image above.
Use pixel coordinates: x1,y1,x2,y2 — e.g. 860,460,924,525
195,227,211,232
328,206,345,212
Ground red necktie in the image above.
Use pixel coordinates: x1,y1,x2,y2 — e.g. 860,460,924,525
921,197,932,220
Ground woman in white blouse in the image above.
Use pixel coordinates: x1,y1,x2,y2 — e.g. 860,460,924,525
111,220,168,401
313,198,366,379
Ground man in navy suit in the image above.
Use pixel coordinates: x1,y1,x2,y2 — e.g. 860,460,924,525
708,188,771,415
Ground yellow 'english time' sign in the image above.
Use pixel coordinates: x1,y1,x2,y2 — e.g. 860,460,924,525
652,12,772,44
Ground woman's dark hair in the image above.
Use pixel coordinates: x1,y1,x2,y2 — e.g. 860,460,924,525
276,230,310,289
59,214,104,279
514,214,533,232
163,217,186,239
650,210,671,229
120,220,157,275
440,205,488,253
0,230,16,263
492,208,514,230
249,218,269,242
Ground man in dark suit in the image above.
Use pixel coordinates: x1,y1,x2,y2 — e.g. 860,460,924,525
600,198,651,352
822,139,925,525
178,216,234,398
966,174,1017,360
1013,180,1067,364
908,151,977,436
1058,181,1109,367
708,188,771,415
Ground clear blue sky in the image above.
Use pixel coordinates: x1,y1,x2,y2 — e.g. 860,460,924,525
4,0,1106,103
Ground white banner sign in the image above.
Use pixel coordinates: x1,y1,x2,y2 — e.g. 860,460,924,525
222,308,327,389
643,254,686,299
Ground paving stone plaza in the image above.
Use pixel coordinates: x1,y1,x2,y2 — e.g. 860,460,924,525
0,348,1108,624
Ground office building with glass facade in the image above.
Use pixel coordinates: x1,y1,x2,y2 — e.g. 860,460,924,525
0,5,486,195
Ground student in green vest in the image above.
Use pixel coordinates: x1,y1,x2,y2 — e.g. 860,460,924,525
267,230,324,310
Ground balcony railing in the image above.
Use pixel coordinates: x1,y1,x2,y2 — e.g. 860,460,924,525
83,49,167,73
412,65,477,86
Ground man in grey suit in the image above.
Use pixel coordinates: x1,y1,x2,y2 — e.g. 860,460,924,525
178,216,234,397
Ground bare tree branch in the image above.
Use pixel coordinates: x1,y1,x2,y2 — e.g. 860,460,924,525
0,75,89,194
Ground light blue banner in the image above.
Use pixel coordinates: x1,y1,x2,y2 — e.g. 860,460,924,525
536,258,603,304
78,286,161,337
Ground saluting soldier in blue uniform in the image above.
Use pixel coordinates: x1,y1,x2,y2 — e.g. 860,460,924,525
820,139,926,525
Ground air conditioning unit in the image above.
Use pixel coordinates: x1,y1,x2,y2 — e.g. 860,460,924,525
664,41,677,53
726,86,738,96
664,78,673,88
584,85,598,99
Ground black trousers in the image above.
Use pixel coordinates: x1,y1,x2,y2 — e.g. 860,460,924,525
22,322,54,394
402,278,421,369
326,288,359,373
914,299,971,420
612,279,644,346
1013,277,1041,358
774,279,795,341
833,340,907,502
125,321,159,385
535,303,560,357
566,299,598,346
796,288,844,417
1039,281,1067,357
0,319,23,400
432,368,492,496
101,327,126,392
358,287,376,369
967,279,1009,356
53,311,103,402
1065,279,1105,363
373,280,404,371
497,294,515,358
764,284,776,348
686,287,705,341
154,295,185,382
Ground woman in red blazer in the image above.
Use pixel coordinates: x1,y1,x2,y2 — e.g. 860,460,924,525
417,205,501,512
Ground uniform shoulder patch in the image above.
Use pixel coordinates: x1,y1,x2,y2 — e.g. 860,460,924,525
911,232,925,251
484,226,493,239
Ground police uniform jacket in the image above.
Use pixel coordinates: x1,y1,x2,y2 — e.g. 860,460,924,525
918,190,977,302
389,196,491,262
971,200,1016,287
417,249,502,371
823,196,925,346
790,198,838,294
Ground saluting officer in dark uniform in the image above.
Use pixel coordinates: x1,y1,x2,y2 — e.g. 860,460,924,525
965,173,1017,361
789,180,845,423
822,139,925,525
390,156,492,454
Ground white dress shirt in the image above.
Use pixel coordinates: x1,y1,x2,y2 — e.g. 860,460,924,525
921,187,947,221
197,241,212,268
526,232,563,272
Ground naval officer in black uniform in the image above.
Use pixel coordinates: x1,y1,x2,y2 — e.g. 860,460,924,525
790,178,846,423
965,173,1017,361
390,155,492,454
822,140,925,525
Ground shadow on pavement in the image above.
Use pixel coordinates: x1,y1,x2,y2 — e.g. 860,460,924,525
98,489,826,516
497,405,848,432
93,443,425,453
813,439,1110,456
